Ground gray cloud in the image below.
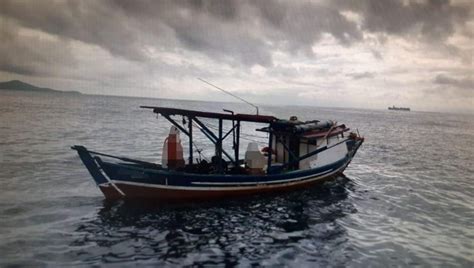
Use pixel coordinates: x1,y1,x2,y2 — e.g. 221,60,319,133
0,0,473,112
1,1,151,61
110,0,364,64
0,0,364,68
337,0,471,41
253,1,363,52
347,72,376,80
1,0,472,70
434,74,473,89
371,49,383,60
0,20,76,77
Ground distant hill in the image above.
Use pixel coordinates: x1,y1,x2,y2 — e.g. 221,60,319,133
0,80,81,94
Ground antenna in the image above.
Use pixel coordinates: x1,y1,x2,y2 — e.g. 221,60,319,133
198,78,259,115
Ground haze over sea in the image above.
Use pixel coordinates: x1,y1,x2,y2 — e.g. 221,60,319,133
0,90,473,267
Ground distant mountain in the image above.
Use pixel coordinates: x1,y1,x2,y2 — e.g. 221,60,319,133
0,80,81,94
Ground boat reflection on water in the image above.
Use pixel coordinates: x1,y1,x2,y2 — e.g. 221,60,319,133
72,175,357,266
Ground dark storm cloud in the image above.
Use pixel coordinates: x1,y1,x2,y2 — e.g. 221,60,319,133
336,0,471,41
0,0,472,75
434,74,473,89
0,1,147,61
0,0,363,68
108,0,363,64
252,1,363,51
0,21,75,77
163,3,273,66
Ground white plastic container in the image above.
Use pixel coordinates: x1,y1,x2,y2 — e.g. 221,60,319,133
245,142,266,172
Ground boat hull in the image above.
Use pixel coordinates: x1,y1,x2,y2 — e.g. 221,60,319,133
74,139,363,201
99,171,342,201
99,175,337,202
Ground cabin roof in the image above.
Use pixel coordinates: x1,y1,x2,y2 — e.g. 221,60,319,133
140,106,277,123
301,126,349,139
257,123,349,138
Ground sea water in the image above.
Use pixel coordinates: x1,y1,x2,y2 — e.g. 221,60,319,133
0,91,473,266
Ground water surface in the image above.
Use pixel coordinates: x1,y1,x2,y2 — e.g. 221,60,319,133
0,91,473,266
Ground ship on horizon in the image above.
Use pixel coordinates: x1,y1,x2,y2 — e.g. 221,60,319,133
388,105,410,111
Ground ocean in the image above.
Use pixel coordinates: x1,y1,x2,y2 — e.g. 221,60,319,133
0,90,473,266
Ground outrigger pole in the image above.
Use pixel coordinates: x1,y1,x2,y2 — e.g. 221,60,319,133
198,78,260,115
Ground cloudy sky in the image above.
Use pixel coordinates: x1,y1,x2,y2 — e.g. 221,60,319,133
0,0,473,112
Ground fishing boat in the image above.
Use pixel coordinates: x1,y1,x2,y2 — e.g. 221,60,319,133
72,106,364,200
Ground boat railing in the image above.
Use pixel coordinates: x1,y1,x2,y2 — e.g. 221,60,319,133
71,145,161,169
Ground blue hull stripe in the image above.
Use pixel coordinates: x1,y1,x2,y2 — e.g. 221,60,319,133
108,166,343,191
98,155,349,188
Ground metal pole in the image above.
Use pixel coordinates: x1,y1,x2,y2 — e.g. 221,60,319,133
235,121,240,167
267,130,273,173
188,116,193,165
193,117,234,162
218,119,223,173
161,114,190,137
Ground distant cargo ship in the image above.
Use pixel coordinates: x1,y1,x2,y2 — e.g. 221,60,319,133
388,105,410,111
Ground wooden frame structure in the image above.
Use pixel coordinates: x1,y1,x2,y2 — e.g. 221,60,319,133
140,106,277,173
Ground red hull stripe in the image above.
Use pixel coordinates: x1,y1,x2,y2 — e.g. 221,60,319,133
99,173,339,201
